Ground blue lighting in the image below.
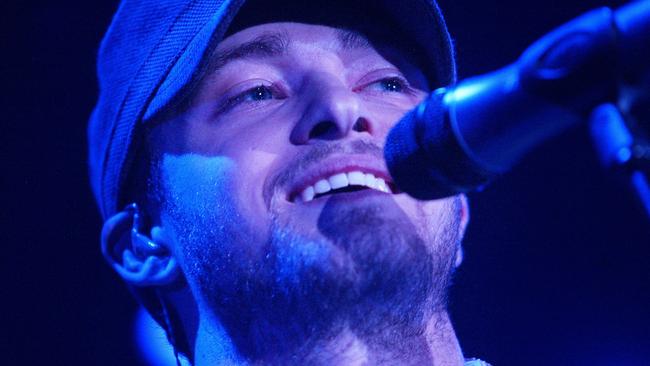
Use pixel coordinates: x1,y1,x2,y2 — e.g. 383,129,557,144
134,307,190,366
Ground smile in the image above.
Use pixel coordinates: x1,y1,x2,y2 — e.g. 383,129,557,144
291,170,396,203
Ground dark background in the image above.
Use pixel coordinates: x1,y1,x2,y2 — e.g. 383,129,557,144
3,0,648,365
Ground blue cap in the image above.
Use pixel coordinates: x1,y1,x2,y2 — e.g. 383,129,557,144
88,0,456,219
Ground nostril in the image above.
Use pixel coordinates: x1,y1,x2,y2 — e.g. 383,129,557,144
308,121,338,139
352,118,370,133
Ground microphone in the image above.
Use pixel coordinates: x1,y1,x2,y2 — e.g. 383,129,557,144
385,0,650,200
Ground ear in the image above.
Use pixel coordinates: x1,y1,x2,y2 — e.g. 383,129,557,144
454,194,470,268
101,204,180,287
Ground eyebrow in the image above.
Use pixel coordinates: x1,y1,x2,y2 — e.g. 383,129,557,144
335,28,372,50
208,32,290,74
206,28,373,76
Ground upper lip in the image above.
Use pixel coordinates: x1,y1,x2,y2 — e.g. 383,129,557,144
280,154,396,203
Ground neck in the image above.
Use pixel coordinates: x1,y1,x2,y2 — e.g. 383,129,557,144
193,311,465,366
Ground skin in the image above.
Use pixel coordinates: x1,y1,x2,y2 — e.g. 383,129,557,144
117,22,469,365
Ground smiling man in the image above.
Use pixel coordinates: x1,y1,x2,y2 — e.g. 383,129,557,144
89,0,486,365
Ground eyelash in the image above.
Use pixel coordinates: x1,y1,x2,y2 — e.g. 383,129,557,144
219,83,281,113
219,75,414,114
362,76,413,94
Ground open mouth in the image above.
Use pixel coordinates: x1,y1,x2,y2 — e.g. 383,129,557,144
290,170,397,203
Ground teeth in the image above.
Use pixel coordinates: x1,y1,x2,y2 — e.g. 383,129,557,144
295,170,393,203
314,179,331,194
376,178,389,193
348,171,365,185
328,173,348,189
364,173,377,189
301,186,315,202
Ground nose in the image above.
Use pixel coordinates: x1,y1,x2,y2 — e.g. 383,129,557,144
290,73,371,144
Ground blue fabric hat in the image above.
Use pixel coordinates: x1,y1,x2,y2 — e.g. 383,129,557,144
88,0,456,219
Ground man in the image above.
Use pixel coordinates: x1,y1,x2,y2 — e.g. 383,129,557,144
89,0,488,364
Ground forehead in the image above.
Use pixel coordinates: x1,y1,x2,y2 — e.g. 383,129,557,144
204,22,415,78
224,21,370,45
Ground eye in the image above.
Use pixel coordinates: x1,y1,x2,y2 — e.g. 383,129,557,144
240,85,274,102
376,77,406,93
359,75,413,95
227,85,274,107
218,83,285,114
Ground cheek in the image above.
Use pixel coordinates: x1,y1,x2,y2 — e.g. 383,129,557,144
233,148,279,217
182,111,291,220
161,154,237,215
364,99,423,138
194,109,292,157
218,128,285,197
160,153,274,255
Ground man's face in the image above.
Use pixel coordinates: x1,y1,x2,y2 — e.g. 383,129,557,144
149,22,465,348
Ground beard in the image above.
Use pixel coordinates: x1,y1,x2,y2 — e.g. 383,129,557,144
157,155,462,361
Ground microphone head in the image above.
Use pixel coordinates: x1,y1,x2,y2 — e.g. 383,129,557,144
384,90,496,200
